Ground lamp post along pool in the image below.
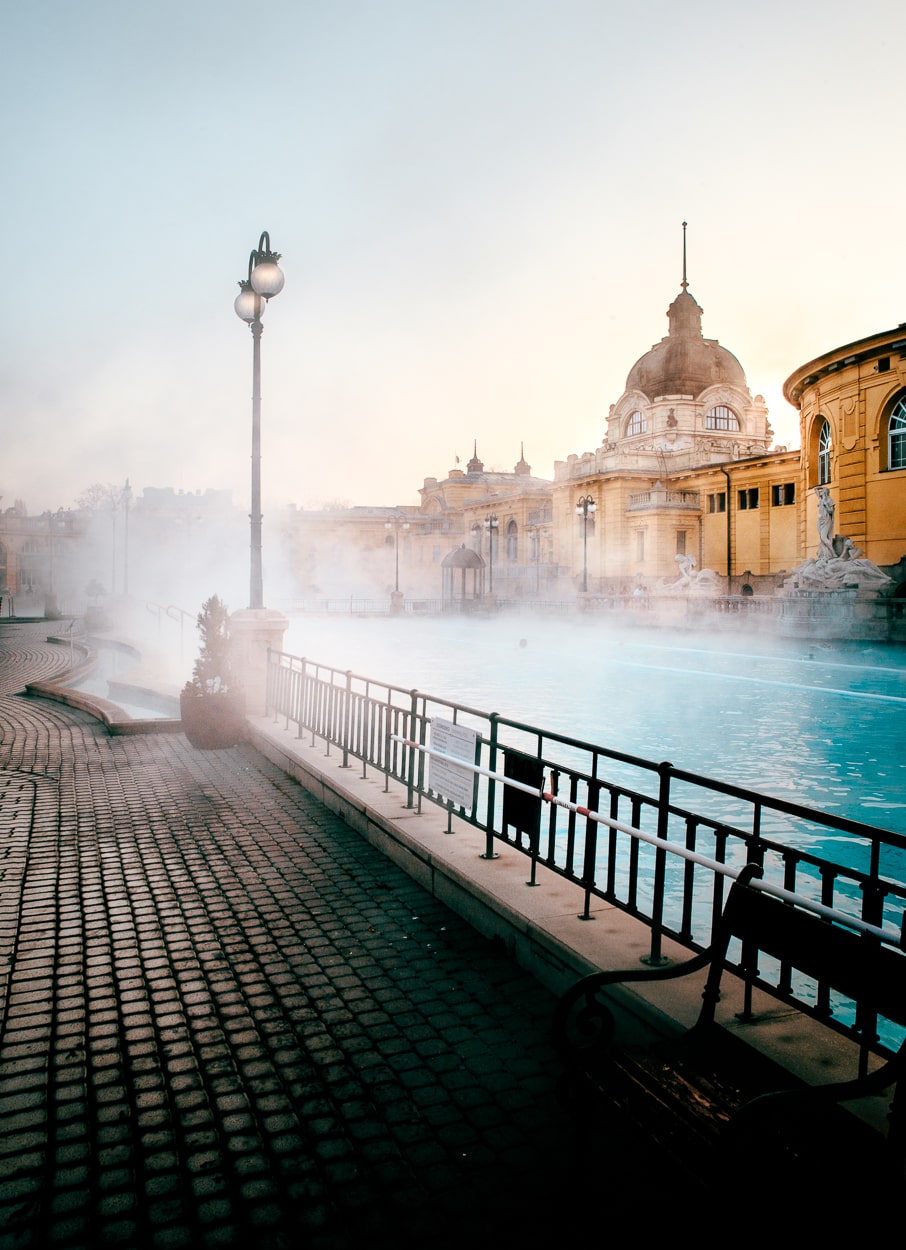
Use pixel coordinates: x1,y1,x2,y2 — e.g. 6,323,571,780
234,231,285,610
385,514,410,594
576,495,595,593
122,478,132,596
484,514,498,594
230,232,289,718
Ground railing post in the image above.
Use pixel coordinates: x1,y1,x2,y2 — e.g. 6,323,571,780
405,689,418,809
341,670,352,768
858,873,885,1074
643,760,673,966
578,780,601,919
415,692,428,812
481,714,500,860
296,657,307,739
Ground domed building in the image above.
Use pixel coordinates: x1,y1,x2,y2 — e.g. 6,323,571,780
553,266,800,589
591,283,772,474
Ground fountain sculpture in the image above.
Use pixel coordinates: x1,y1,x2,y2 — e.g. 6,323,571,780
781,487,891,638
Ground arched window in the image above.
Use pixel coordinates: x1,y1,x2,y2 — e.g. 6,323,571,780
886,395,906,471
817,418,832,485
625,411,645,437
470,522,481,553
506,520,518,563
705,405,739,430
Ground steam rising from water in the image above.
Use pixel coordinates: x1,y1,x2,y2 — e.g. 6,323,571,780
281,614,906,836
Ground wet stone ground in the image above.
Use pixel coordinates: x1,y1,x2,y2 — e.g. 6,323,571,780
0,625,628,1249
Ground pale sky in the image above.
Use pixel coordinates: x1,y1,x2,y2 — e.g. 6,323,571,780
3,0,904,516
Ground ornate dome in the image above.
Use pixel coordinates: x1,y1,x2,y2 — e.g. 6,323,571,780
624,289,748,400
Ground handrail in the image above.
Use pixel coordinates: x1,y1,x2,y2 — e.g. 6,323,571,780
271,647,906,849
392,733,906,949
266,646,906,1057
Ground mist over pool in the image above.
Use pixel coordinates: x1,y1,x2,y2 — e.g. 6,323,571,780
282,614,906,838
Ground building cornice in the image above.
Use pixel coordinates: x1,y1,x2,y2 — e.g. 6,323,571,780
783,324,906,407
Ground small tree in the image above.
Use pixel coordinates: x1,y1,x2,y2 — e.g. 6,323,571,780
184,595,234,696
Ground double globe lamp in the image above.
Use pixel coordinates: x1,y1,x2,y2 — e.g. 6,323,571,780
234,232,285,610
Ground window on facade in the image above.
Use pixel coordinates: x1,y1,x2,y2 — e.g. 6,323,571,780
817,418,832,485
506,520,518,563
708,492,726,513
636,530,646,562
676,531,687,556
470,523,481,553
888,396,906,470
626,410,645,436
706,405,739,431
771,482,796,506
738,488,759,510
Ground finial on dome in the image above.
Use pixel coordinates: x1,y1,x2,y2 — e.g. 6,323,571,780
681,220,688,291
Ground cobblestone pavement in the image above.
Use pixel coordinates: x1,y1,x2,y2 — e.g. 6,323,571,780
1,623,676,1250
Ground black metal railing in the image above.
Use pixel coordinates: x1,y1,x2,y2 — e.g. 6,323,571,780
266,647,906,1061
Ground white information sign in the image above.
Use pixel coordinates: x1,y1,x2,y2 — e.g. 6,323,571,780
429,718,478,809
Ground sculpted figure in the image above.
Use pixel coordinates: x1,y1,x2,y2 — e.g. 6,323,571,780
784,526,891,592
816,487,835,558
654,554,720,595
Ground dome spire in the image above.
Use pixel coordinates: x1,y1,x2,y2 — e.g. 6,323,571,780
667,221,702,339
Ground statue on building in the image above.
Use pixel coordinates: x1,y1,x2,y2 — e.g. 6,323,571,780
816,486,835,558
783,489,891,592
654,553,720,595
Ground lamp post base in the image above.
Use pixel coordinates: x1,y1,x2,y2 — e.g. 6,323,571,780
230,608,289,716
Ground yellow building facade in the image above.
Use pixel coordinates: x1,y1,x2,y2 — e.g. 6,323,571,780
552,283,801,592
783,323,906,573
281,282,906,621
283,444,553,601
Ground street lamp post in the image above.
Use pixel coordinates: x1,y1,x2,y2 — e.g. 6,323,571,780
384,514,411,594
484,514,498,593
576,495,596,593
234,231,285,610
110,499,118,597
122,479,132,596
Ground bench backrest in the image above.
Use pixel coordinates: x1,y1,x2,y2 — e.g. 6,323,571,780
703,869,906,1045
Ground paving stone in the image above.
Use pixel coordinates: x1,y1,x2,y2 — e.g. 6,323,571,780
0,622,741,1248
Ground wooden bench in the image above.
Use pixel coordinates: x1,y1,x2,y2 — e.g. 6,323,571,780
553,864,906,1191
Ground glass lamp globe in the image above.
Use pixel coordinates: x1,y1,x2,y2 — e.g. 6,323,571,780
250,260,285,300
234,284,265,324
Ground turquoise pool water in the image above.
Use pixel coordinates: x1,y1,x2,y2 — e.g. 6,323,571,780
284,614,906,840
